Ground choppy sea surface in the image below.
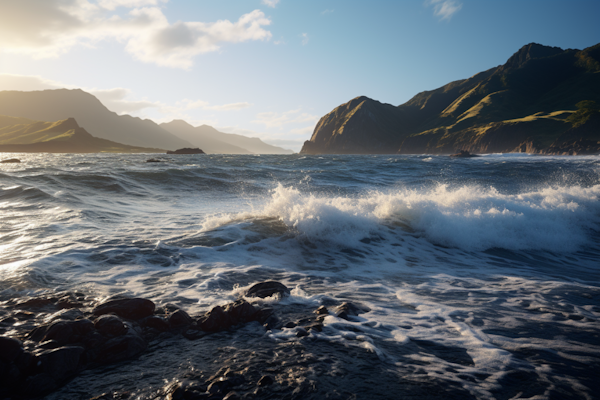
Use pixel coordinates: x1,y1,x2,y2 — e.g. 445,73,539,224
1,153,599,399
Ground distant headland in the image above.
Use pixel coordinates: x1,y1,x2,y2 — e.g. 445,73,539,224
300,42,600,155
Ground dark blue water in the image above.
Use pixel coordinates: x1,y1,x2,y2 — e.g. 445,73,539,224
1,153,599,399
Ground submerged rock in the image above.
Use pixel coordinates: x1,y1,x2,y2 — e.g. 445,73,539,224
334,302,370,320
246,281,290,299
450,150,479,157
93,298,155,320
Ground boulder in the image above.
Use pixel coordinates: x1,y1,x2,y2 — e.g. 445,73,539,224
141,315,170,332
168,309,193,328
98,332,147,364
198,306,232,333
94,315,127,336
38,346,84,381
246,281,290,299
224,299,258,323
334,302,370,320
93,298,155,320
0,336,23,363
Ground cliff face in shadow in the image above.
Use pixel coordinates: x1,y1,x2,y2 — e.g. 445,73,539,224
301,43,600,155
0,117,164,153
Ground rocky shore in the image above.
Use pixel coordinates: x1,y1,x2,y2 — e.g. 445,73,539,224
0,282,374,400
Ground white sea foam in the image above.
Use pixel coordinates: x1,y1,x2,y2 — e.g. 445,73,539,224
211,183,600,252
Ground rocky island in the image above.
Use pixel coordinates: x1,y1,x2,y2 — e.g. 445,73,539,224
166,148,206,155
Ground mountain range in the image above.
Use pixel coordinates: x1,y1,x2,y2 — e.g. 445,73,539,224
0,116,163,153
300,42,600,155
0,89,292,154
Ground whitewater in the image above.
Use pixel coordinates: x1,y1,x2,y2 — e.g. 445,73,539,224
1,153,599,399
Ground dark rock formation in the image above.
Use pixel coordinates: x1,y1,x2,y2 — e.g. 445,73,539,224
300,42,600,155
92,298,156,320
166,147,206,154
246,281,290,299
450,150,479,157
0,158,20,163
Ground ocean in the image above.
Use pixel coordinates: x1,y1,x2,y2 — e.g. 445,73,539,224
1,153,599,399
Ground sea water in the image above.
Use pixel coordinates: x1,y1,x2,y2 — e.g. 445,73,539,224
1,153,599,399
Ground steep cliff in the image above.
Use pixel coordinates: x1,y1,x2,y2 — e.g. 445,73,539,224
301,42,600,154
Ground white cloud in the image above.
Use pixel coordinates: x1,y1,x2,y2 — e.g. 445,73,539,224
98,0,167,10
0,1,272,69
425,0,462,21
321,9,334,15
261,0,280,8
253,109,318,128
301,33,309,46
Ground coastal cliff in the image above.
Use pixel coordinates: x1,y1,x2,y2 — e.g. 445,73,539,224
301,43,600,155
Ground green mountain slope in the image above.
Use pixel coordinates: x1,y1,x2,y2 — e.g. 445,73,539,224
0,117,164,153
300,42,600,155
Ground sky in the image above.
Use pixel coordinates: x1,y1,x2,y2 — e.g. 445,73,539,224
0,0,599,152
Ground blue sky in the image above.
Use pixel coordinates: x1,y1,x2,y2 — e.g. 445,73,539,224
0,0,599,151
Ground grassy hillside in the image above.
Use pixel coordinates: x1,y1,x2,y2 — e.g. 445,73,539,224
301,42,600,155
0,116,165,153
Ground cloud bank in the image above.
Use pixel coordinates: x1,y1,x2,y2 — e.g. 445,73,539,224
0,0,272,69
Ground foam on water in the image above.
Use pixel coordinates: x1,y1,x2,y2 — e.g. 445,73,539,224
204,182,600,252
2,154,599,398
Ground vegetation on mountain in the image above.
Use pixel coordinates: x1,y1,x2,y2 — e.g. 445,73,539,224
301,43,600,155
0,117,164,153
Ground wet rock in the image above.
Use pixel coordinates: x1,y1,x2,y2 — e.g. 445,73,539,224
296,327,309,337
57,293,84,309
45,308,84,322
246,281,290,299
224,299,258,323
169,309,193,328
95,314,127,336
164,379,209,400
0,336,23,363
141,315,170,332
305,322,323,332
42,319,95,345
334,302,370,321
182,326,206,341
25,372,58,396
93,298,155,320
39,345,84,381
253,307,274,324
146,158,163,163
198,306,232,333
16,297,56,308
0,158,20,163
98,332,147,364
42,320,75,344
15,350,36,375
315,306,329,315
257,375,274,386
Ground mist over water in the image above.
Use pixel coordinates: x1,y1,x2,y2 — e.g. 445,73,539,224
1,153,599,399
